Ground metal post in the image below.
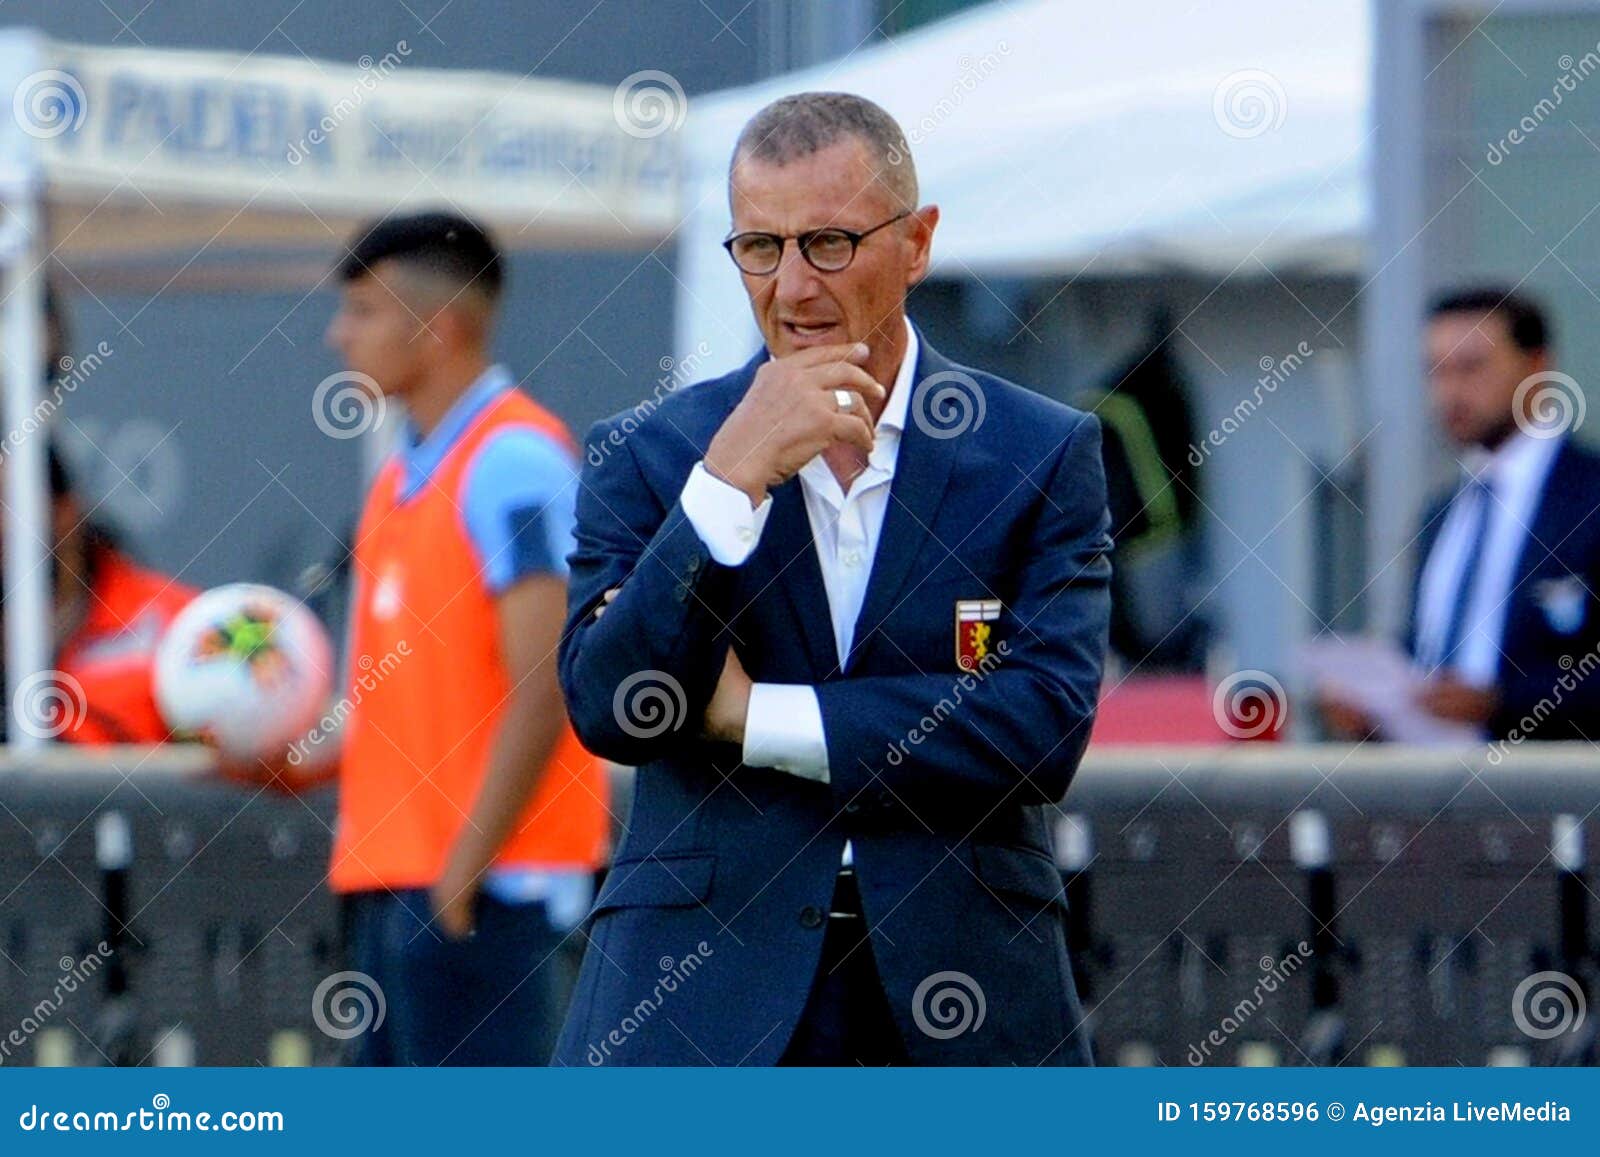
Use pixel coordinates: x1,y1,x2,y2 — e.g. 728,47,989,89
2,193,52,749
1362,0,1429,636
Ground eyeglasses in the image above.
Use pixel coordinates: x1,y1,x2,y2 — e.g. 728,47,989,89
722,211,911,275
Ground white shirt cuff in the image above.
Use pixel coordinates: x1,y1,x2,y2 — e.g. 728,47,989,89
742,683,830,783
680,461,772,566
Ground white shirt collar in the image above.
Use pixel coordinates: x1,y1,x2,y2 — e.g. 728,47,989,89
1461,427,1560,492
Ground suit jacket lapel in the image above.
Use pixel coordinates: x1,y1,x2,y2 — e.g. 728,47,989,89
1510,437,1578,593
847,341,962,670
762,477,842,678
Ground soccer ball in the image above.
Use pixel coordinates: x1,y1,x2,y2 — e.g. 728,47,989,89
154,583,334,769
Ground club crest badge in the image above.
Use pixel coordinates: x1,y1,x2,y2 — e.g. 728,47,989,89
956,599,1002,670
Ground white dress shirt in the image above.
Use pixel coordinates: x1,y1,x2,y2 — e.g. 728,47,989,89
1414,429,1562,686
680,319,920,788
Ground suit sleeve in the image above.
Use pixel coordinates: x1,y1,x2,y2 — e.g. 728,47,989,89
815,414,1113,813
1491,558,1600,740
558,420,738,766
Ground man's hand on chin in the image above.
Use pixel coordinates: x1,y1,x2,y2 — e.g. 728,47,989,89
1416,675,1500,724
702,648,753,744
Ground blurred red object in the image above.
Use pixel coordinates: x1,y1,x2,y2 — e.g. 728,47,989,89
1091,675,1284,744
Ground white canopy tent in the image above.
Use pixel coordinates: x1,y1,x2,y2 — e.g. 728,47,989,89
0,30,680,745
674,0,1370,375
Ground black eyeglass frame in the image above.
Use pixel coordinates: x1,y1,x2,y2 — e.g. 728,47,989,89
722,210,913,275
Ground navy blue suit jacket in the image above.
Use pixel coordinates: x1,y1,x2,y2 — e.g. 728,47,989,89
552,333,1113,1066
1407,437,1600,741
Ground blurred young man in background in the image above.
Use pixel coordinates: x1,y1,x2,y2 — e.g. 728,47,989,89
323,211,607,1065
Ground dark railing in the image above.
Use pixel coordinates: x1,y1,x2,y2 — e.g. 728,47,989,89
0,744,1593,1066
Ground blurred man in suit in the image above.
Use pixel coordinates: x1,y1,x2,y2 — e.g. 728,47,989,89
552,93,1112,1066
1329,288,1600,740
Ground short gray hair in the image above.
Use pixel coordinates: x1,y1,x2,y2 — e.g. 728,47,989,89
731,92,917,210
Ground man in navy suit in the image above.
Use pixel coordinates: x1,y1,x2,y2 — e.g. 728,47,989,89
1327,288,1600,741
552,93,1111,1066
1406,289,1600,741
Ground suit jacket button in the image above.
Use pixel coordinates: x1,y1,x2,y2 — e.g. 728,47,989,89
844,801,862,815
799,905,824,929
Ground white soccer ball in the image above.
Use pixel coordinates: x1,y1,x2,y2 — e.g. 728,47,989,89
154,583,334,764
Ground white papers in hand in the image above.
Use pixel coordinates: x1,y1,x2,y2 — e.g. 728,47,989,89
1298,635,1482,745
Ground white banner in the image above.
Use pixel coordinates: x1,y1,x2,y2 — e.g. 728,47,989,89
16,35,680,252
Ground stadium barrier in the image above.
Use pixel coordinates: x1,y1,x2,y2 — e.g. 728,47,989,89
0,744,1593,1066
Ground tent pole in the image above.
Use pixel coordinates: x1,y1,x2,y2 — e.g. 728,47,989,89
3,193,52,749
